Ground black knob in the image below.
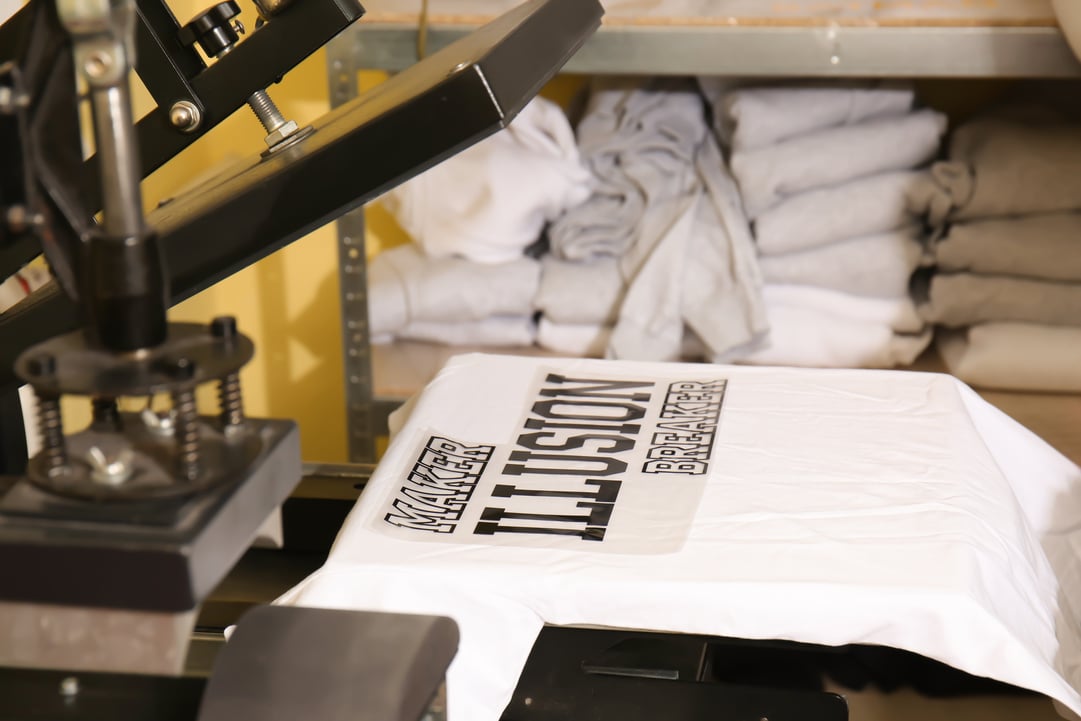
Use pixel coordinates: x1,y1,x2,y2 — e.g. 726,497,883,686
178,1,241,58
209,315,238,340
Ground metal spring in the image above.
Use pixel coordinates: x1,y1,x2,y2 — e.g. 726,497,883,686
219,372,245,428
36,392,66,472
172,389,200,481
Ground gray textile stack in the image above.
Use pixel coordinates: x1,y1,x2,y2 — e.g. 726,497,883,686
367,244,541,347
543,78,768,363
700,80,949,369
925,117,1081,391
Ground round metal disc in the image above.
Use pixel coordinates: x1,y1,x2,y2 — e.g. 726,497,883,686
14,322,254,397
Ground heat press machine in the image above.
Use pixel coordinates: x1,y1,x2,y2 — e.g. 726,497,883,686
0,0,600,717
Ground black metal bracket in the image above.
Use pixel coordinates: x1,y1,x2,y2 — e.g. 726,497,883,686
0,0,364,290
0,0,90,297
505,627,849,721
109,0,365,180
134,0,207,112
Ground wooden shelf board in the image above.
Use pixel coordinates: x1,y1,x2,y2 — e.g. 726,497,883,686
360,0,1058,27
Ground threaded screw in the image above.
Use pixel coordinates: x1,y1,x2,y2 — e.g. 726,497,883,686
172,389,200,481
247,90,286,134
219,373,244,428
209,316,245,429
246,90,299,148
36,392,67,474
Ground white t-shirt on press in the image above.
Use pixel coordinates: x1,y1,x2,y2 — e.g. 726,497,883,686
277,353,1081,721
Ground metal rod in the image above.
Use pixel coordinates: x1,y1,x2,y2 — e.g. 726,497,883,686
90,83,144,238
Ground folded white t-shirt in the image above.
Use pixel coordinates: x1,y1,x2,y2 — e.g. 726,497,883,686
278,354,1081,721
380,97,592,264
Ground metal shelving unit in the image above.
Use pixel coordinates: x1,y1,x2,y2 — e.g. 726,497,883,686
349,22,1081,78
326,42,379,462
326,9,1081,462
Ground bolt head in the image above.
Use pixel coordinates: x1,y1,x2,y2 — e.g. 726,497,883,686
264,119,299,149
85,445,135,486
169,101,201,132
141,407,177,437
165,356,197,381
59,676,79,697
5,204,28,232
84,51,112,79
170,105,192,126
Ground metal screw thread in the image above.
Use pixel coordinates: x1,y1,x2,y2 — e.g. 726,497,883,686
172,389,200,481
36,393,67,472
218,373,245,427
246,90,286,134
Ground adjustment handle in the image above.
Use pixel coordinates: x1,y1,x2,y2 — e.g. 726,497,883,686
178,1,242,58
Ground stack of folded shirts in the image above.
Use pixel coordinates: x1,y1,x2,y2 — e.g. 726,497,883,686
703,81,949,368
532,255,622,356
532,255,710,359
544,79,768,362
367,244,540,347
369,96,590,349
923,121,1081,391
380,96,592,265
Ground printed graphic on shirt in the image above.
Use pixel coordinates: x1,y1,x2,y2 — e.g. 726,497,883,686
382,435,496,534
644,378,726,475
373,369,726,554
